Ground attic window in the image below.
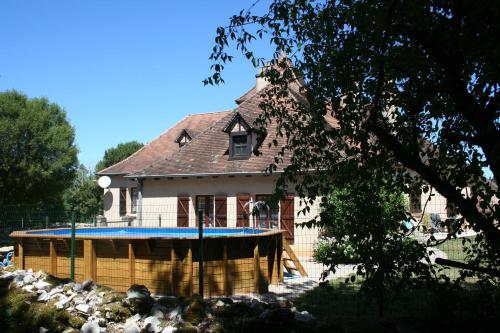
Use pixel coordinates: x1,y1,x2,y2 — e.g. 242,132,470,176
175,129,192,147
231,133,250,157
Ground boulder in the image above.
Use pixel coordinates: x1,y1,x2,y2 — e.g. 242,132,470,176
123,322,140,333
37,291,50,302
143,316,162,333
82,279,95,291
76,303,93,316
124,285,154,315
150,304,167,319
55,295,72,309
161,326,175,333
34,280,52,291
81,321,100,333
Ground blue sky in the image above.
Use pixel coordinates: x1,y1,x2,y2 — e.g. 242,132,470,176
0,0,272,169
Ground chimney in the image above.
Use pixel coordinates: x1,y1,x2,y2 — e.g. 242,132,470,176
255,66,270,92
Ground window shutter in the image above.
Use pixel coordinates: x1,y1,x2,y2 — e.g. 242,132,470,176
280,194,295,244
236,193,250,227
119,188,127,216
177,197,189,227
214,195,227,227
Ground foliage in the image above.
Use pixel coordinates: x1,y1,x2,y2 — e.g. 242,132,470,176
312,174,432,315
95,141,143,172
0,90,78,205
62,164,102,220
207,0,500,255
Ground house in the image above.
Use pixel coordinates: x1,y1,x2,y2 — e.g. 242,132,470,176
97,73,321,256
97,70,463,257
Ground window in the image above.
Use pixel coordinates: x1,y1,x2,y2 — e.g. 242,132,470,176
119,188,127,216
130,188,138,214
255,195,279,228
446,199,457,218
409,192,422,214
196,195,227,227
196,196,214,227
231,134,250,157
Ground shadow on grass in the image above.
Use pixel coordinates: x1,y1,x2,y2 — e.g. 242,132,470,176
294,278,500,332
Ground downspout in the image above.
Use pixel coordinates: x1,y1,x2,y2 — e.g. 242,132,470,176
137,178,144,227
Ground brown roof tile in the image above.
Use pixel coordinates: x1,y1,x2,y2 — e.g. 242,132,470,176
97,111,232,175
130,86,294,177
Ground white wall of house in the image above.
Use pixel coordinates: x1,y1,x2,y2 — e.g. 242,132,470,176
103,174,320,255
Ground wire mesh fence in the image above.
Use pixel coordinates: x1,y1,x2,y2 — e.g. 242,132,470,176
0,202,493,319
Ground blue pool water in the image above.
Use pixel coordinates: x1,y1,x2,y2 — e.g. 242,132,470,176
27,227,266,238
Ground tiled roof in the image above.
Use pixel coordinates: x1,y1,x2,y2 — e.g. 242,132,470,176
97,111,231,175
101,78,337,178
130,85,297,177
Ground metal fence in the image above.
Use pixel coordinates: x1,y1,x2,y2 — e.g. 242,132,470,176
0,203,494,319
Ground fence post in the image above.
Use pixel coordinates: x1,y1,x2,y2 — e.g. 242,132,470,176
45,216,48,229
198,210,204,298
159,214,161,227
70,212,76,280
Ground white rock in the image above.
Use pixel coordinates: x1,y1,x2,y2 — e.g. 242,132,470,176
143,316,162,333
34,280,51,291
81,320,100,333
150,304,166,319
37,291,50,302
39,327,49,333
23,274,35,284
48,287,63,297
73,283,83,292
161,326,175,333
131,313,142,322
123,322,140,333
22,285,35,293
55,295,73,310
76,303,93,315
167,305,182,320
73,296,85,305
67,306,75,312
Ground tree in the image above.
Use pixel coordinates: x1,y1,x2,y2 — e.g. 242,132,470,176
63,164,102,220
314,171,431,316
207,1,500,253
95,141,143,172
0,90,78,205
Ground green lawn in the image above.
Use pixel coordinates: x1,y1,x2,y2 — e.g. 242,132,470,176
434,237,472,262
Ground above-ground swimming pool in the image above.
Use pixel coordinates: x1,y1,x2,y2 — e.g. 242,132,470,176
10,227,283,296
26,227,266,238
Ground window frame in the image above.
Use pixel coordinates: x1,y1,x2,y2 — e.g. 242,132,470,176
229,131,251,159
130,187,138,214
409,192,422,214
119,188,127,216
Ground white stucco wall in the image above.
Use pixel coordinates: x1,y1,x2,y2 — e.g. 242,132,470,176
103,174,320,255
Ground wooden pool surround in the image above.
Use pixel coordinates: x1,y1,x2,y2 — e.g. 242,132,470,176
9,228,283,296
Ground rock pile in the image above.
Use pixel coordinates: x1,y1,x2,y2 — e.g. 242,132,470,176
0,269,316,333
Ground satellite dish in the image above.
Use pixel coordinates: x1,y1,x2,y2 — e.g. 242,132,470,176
98,176,111,189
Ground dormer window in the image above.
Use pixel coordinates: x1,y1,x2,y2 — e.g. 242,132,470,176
175,129,192,148
231,133,251,157
223,112,254,159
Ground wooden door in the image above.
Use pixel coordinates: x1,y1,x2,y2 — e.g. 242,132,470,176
236,193,250,227
280,195,295,244
177,197,189,227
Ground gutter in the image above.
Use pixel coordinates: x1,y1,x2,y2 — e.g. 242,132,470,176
124,171,283,179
